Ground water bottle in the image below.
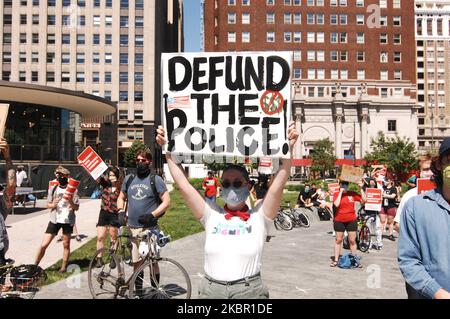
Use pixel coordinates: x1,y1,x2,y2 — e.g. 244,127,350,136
154,230,170,247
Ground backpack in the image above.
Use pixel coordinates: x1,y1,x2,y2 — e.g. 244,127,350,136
338,253,360,269
343,235,350,250
317,208,331,221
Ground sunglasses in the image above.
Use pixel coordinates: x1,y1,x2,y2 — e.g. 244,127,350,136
221,180,245,189
136,158,149,163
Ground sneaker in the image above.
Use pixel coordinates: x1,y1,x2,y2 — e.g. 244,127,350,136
109,258,116,270
387,235,396,241
56,236,63,242
75,235,82,242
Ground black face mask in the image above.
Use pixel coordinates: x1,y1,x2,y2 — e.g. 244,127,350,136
136,163,151,178
58,177,68,186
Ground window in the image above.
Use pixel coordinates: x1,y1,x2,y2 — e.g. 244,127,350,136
92,72,100,83
19,71,27,82
340,14,347,25
394,70,402,80
76,53,85,64
267,31,275,42
47,15,56,25
266,13,275,24
135,72,143,84
294,13,301,24
380,33,388,44
134,110,144,120
2,52,11,64
93,34,100,45
120,0,129,8
47,34,55,44
388,120,397,132
330,14,337,25
62,53,70,64
105,53,112,64
61,72,70,82
119,111,128,120
120,35,128,46
293,32,301,42
330,51,338,61
20,33,27,44
242,0,250,5
284,13,292,24
284,32,292,42
120,16,129,27
393,16,401,26
317,32,324,43
92,53,100,64
77,34,85,44
20,14,27,25
317,14,324,24
380,70,388,80
317,51,325,61
307,13,314,24
105,72,112,83
228,13,236,24
307,50,315,61
31,52,39,63
393,0,400,8
307,32,315,43
46,72,55,82
134,91,143,102
357,51,365,62
120,53,128,64
380,52,388,63
293,69,301,79
242,32,250,43
331,32,338,43
394,34,401,44
228,32,236,43
293,50,301,61
62,15,71,26
136,0,143,9
340,70,348,80
380,16,387,26
93,15,101,26
357,32,365,44
379,0,387,8
340,32,347,43
242,13,250,24
356,15,364,25
394,52,401,62
105,16,113,27
19,52,27,63
317,69,325,80
32,33,39,44
32,15,39,25
78,16,85,26
357,70,365,80
331,69,339,80
308,69,315,80
120,72,128,84
76,72,85,83
105,34,112,45
119,91,128,101
340,51,348,61
47,52,55,63
135,53,144,65
62,34,70,44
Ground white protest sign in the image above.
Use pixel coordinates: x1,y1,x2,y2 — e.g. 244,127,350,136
0,104,9,139
77,146,108,180
258,157,273,175
161,52,292,158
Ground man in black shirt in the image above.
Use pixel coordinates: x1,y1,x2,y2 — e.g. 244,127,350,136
296,184,314,208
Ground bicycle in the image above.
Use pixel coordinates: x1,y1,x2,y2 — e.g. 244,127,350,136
88,227,191,299
356,208,372,253
0,260,46,299
282,203,311,228
273,210,293,231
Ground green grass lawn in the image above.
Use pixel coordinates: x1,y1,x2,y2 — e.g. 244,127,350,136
43,188,204,285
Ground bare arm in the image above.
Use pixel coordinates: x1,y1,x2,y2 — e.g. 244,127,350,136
0,139,15,209
156,126,206,220
117,191,127,211
334,189,344,207
263,122,299,220
151,191,170,218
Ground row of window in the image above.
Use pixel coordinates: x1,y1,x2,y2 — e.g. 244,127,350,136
227,31,402,44
3,14,144,28
227,0,401,8
228,12,402,26
2,32,144,46
118,112,143,122
297,86,404,101
2,51,144,65
292,68,403,80
8,0,143,9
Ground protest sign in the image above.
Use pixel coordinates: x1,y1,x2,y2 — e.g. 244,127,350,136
417,178,436,195
365,188,382,212
258,157,273,175
63,178,80,202
328,183,340,197
340,165,364,184
77,146,108,180
161,52,292,159
0,104,9,139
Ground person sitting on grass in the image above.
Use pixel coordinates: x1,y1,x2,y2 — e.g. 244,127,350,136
295,183,314,209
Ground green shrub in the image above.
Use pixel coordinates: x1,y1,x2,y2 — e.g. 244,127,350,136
174,178,206,191
286,185,303,192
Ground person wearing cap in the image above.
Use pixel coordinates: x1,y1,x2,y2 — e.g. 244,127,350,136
0,138,15,266
15,165,27,187
34,166,80,273
398,137,450,299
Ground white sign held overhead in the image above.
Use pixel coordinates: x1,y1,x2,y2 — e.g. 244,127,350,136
161,51,293,159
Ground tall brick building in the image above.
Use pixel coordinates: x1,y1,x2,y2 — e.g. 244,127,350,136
203,0,418,163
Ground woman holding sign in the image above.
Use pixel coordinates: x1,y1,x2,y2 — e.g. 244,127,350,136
331,179,366,268
156,123,298,299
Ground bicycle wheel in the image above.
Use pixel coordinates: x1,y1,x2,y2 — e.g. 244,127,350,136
358,226,371,253
297,211,311,228
88,248,122,299
274,213,293,231
129,257,192,299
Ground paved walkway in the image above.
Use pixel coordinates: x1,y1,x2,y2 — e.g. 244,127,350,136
6,198,100,269
35,220,407,299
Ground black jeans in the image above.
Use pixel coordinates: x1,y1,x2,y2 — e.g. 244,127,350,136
406,282,428,299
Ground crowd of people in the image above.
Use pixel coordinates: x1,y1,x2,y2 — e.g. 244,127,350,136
0,133,449,299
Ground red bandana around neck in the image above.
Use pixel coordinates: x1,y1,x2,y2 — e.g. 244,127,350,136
224,204,251,221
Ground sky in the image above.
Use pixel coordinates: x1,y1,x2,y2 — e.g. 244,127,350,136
183,0,202,52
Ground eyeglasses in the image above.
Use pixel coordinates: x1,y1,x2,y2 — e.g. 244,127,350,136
221,180,244,189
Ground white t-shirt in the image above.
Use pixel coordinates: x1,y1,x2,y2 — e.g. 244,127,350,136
201,200,272,281
16,171,27,187
394,187,418,225
52,187,80,224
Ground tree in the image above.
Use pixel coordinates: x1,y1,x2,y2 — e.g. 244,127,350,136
364,132,418,181
124,140,150,168
310,138,336,178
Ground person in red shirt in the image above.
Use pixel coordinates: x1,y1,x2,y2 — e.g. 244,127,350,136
202,171,220,202
331,179,366,267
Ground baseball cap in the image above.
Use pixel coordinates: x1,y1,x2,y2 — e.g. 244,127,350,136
55,166,70,175
439,137,450,157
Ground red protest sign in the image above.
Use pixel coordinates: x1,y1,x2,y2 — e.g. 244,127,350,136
258,157,273,174
77,146,108,180
365,188,382,212
328,183,340,197
417,178,436,195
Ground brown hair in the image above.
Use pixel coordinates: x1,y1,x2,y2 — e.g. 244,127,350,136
222,165,250,182
136,151,152,161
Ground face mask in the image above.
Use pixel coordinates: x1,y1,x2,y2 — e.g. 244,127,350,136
443,165,450,187
420,170,434,179
136,163,150,178
58,177,68,186
304,187,310,192
109,176,118,183
341,183,349,190
221,187,250,207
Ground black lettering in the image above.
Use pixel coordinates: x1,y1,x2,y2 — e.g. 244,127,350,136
211,94,235,125
166,109,187,152
266,56,290,92
225,56,244,91
238,94,260,125
236,127,258,156
209,57,224,90
209,128,225,153
244,56,264,91
192,57,208,91
185,127,207,151
262,117,280,155
191,93,210,124
169,57,192,91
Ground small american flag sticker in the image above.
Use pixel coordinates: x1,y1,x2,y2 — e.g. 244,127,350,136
167,96,191,109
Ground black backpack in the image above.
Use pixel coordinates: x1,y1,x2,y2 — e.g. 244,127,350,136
318,208,331,221
124,173,164,213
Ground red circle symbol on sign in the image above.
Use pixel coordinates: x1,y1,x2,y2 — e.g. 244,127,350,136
260,90,284,115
